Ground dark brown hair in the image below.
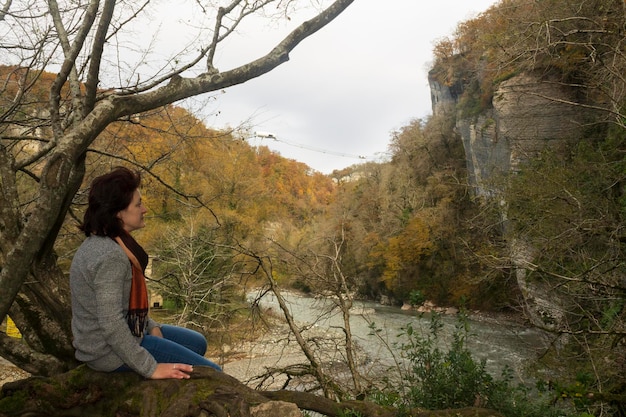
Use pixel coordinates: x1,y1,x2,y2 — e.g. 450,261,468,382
80,167,141,237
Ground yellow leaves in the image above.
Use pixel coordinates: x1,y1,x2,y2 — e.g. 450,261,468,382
91,102,337,250
369,217,434,291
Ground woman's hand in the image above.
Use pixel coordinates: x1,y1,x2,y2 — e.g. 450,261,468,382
149,327,163,338
150,363,193,379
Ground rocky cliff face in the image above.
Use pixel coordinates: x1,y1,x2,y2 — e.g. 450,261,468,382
430,72,589,195
429,72,593,327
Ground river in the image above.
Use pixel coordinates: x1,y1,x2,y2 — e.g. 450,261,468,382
224,290,550,386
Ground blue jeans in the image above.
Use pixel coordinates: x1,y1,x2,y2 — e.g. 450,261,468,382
127,324,222,371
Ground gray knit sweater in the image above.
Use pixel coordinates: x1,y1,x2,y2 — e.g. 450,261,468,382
70,235,159,378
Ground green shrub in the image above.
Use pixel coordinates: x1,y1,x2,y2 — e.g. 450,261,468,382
384,312,571,417
399,312,494,409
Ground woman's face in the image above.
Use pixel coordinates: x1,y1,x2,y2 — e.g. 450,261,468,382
117,190,147,233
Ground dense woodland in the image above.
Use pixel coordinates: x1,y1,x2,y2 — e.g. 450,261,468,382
1,0,626,416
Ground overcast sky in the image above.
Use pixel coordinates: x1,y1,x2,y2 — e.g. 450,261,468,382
161,1,499,174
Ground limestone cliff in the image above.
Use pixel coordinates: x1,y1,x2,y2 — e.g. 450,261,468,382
430,71,590,195
429,71,595,328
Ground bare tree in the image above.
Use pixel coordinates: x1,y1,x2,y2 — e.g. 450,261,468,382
242,222,372,400
150,217,235,329
0,0,354,376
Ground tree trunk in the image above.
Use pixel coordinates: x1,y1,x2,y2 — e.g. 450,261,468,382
0,366,505,417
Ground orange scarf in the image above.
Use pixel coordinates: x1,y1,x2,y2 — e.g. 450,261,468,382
114,233,149,337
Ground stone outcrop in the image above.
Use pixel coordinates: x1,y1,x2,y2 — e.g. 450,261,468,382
251,401,302,417
431,72,590,195
429,71,594,328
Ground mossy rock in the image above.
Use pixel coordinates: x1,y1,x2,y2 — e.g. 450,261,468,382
0,365,255,417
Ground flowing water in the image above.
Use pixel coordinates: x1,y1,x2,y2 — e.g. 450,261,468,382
245,290,550,381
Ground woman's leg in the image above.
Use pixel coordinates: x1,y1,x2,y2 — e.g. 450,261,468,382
159,324,207,356
141,328,221,371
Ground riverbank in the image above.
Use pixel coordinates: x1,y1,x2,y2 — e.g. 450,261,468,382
0,300,532,390
220,319,313,386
